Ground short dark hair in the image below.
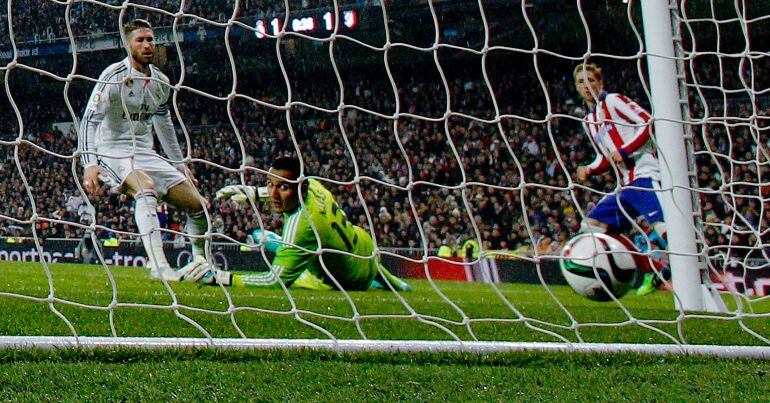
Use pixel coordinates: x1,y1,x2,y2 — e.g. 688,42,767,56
124,19,153,36
271,156,301,180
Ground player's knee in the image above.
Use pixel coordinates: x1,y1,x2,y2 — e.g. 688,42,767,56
187,203,206,216
177,198,205,215
580,219,607,234
169,183,207,213
125,171,156,193
185,195,208,214
125,181,157,196
142,181,157,192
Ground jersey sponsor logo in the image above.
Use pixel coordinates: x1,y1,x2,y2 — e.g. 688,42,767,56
122,111,154,121
122,103,153,121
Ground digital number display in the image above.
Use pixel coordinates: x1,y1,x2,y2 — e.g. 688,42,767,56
255,10,358,39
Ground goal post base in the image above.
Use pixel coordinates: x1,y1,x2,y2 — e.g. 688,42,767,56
0,337,766,359
700,283,729,313
673,281,729,313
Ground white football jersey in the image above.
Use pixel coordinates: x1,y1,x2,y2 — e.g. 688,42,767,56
80,57,181,167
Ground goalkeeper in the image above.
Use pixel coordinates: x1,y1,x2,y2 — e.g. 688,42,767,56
182,156,411,292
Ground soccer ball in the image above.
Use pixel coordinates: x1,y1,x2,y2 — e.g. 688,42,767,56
560,233,637,301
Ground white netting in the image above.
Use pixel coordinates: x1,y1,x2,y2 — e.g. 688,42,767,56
680,1,770,301
0,0,765,354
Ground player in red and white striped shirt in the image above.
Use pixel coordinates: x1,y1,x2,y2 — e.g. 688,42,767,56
573,63,670,296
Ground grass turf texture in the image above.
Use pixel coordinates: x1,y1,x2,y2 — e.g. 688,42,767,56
0,349,767,400
0,261,767,399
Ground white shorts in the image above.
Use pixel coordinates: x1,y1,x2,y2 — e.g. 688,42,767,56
97,148,187,198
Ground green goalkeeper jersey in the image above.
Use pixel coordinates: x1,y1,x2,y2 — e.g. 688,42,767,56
237,179,378,290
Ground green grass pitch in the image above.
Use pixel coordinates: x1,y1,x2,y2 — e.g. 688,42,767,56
0,261,766,399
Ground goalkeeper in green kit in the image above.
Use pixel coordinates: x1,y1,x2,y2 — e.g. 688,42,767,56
180,156,411,292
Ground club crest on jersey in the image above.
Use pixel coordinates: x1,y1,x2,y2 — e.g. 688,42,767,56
92,91,101,104
87,91,102,112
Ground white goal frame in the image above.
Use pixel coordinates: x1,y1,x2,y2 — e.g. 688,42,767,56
641,0,726,312
0,336,767,359
0,0,766,358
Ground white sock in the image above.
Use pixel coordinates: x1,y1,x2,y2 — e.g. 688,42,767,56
186,210,208,259
134,190,169,271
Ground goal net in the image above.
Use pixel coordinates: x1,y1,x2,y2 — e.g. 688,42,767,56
0,0,767,356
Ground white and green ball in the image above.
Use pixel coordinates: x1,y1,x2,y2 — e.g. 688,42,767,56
560,233,637,301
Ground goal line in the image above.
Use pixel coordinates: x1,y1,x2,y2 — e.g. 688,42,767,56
0,336,767,359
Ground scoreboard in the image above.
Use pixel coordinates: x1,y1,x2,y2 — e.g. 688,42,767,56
255,10,358,39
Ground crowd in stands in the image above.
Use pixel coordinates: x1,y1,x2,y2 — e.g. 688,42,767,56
0,2,765,261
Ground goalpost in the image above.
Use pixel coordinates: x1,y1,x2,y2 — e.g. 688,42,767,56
641,0,725,312
0,0,767,358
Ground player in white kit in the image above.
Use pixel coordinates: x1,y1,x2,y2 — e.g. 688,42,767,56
79,19,207,280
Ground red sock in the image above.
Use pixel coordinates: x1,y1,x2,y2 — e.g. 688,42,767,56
605,233,663,273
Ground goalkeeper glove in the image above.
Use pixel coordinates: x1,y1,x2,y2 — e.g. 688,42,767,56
177,256,233,286
199,269,233,286
252,229,282,254
216,185,269,205
178,256,213,282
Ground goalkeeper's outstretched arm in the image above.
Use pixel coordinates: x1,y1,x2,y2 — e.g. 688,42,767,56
186,248,310,288
233,243,310,288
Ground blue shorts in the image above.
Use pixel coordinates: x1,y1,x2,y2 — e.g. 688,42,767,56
587,178,664,232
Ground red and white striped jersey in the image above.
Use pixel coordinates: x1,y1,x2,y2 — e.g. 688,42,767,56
582,91,659,184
